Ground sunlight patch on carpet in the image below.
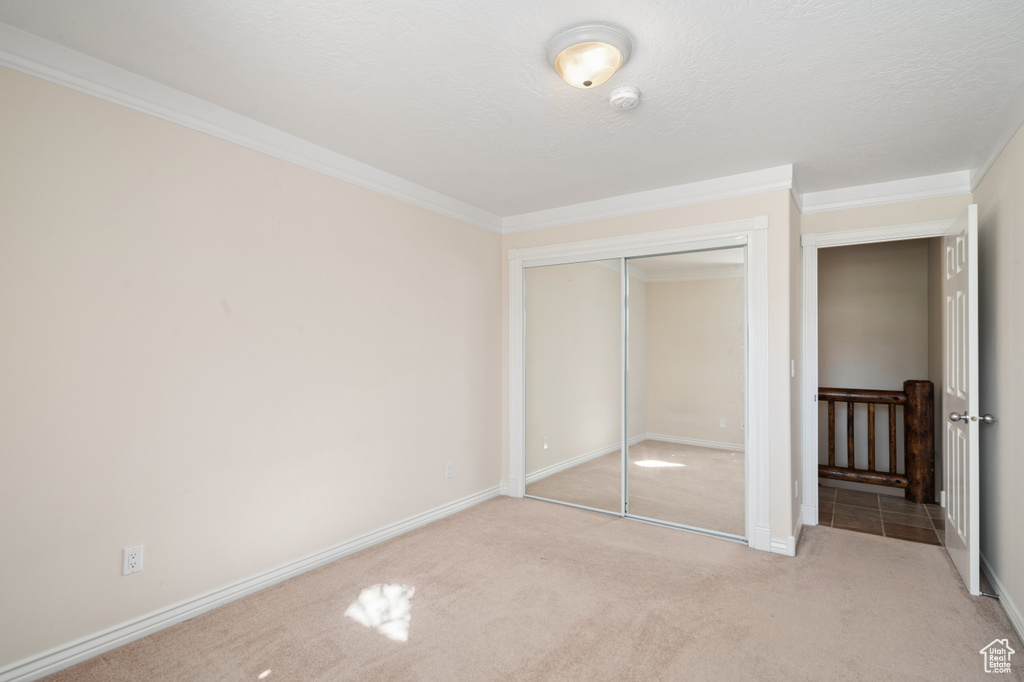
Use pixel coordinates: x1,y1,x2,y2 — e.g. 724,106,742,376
634,460,685,468
345,584,416,642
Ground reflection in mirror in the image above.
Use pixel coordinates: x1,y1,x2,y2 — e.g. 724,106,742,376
625,247,746,536
524,259,622,513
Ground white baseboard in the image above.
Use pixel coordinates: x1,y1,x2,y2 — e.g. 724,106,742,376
801,503,819,527
646,434,744,451
0,486,501,682
770,515,803,557
750,525,772,552
981,553,1024,644
524,435,646,485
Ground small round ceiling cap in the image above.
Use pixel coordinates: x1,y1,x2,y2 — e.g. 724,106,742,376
609,85,641,110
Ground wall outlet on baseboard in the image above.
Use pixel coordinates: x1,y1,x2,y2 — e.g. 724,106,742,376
123,545,143,575
719,418,725,428
940,490,946,508
445,463,453,479
794,480,799,498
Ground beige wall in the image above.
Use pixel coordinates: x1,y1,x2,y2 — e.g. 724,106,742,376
503,189,796,547
524,262,622,475
817,240,931,390
645,278,745,445
0,67,502,666
973,120,1024,630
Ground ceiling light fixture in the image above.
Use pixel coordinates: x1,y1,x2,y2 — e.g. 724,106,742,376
547,25,632,89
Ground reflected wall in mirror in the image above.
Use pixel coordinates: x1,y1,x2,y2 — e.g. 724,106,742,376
524,260,622,512
626,248,746,535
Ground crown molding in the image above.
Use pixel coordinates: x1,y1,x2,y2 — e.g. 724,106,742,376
0,25,791,235
0,23,504,233
500,165,794,234
789,172,805,213
4,22,1001,232
800,171,971,214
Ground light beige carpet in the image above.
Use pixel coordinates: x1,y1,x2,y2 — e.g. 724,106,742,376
526,440,745,535
44,497,1021,681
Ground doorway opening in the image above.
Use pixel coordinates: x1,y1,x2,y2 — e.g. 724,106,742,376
801,205,982,600
813,236,944,544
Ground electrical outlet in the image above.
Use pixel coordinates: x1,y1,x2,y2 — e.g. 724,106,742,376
123,545,143,575
445,463,453,479
719,418,725,428
795,480,799,498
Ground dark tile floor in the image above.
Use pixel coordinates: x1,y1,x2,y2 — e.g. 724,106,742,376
818,486,945,545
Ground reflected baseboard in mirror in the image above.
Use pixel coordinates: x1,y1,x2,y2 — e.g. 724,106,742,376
526,438,745,537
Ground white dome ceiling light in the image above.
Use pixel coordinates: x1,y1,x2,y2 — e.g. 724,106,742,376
547,25,632,89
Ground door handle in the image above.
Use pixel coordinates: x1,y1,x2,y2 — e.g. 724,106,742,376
948,412,997,424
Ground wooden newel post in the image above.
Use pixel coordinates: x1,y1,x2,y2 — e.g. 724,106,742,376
903,380,935,504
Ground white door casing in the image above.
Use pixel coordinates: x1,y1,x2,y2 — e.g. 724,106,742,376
943,204,980,596
799,219,955,529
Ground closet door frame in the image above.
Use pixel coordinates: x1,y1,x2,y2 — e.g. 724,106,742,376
508,216,772,552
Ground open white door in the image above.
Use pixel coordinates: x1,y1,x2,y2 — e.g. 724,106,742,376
942,204,979,595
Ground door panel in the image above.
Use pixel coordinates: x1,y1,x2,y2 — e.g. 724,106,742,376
942,204,979,595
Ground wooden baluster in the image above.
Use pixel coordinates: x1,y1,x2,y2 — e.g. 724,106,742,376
903,380,936,504
888,404,897,474
867,403,876,472
847,401,855,469
827,400,836,467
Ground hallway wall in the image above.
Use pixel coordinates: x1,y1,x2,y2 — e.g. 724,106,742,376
973,118,1024,639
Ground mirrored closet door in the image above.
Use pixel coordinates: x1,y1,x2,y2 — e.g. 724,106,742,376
522,245,747,540
624,248,747,536
524,259,622,513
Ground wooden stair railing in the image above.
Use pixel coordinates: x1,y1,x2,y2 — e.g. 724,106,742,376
819,379,935,504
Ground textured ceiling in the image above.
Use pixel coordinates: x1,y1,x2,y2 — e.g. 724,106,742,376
2,0,1024,217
